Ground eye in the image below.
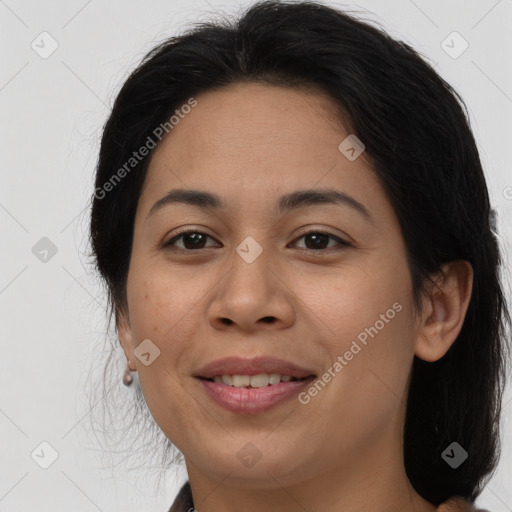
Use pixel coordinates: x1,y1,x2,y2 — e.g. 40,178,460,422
163,229,351,253
164,230,219,251
289,230,351,252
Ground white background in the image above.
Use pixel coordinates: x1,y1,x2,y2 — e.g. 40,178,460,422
1,0,511,510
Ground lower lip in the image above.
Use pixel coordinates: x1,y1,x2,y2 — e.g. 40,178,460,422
197,377,316,414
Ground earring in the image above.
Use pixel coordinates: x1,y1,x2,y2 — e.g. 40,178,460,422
123,360,133,386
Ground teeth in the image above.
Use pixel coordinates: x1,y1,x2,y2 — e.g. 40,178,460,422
248,374,268,388
211,373,301,387
268,373,281,385
221,375,233,385
232,375,251,387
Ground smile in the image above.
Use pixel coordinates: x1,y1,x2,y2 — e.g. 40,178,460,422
196,375,316,414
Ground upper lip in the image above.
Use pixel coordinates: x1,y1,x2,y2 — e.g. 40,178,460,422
194,356,317,379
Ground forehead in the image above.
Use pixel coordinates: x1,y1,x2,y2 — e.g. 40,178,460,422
138,82,384,220
152,83,344,163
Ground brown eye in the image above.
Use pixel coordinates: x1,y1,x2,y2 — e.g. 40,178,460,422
164,231,218,251
163,230,351,253
290,231,351,252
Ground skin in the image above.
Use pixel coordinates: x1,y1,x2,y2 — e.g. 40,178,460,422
117,82,473,512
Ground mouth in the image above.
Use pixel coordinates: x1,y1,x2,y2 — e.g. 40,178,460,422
194,356,317,414
198,373,314,388
194,355,316,381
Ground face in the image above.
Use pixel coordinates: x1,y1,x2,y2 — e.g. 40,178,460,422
118,82,425,490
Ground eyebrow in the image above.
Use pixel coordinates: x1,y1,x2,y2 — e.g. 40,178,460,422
147,187,373,224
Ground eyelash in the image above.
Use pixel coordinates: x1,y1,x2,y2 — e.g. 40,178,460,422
163,229,352,254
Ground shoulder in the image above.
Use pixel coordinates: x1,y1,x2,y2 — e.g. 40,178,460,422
167,485,493,512
436,496,491,512
167,481,194,512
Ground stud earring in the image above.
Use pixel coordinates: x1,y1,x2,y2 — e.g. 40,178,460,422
123,360,133,386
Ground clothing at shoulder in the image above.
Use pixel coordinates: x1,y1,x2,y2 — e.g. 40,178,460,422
168,481,194,512
437,497,491,512
167,481,491,512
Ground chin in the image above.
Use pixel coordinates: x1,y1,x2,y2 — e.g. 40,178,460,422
191,443,313,489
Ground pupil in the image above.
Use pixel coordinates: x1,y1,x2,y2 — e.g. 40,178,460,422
184,233,205,249
182,233,329,250
306,233,328,249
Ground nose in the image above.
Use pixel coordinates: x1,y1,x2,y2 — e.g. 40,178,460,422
207,245,296,333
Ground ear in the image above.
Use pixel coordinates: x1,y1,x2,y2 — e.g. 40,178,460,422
116,307,137,371
414,260,473,362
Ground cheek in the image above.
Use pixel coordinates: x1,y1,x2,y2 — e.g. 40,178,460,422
299,258,415,387
301,258,407,333
125,271,202,432
126,265,202,344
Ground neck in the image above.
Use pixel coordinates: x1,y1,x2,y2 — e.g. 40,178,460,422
184,408,436,512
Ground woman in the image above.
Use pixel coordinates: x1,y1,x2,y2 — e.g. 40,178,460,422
89,1,510,511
